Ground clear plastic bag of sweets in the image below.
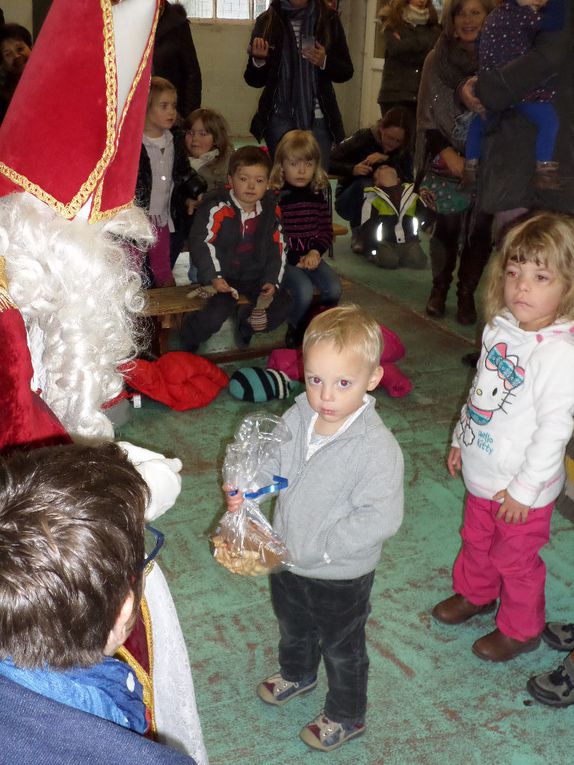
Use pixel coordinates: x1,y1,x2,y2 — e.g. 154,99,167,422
211,414,292,576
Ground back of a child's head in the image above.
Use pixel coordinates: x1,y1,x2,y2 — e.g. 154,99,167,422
185,107,233,157
228,145,272,177
0,443,149,670
269,130,329,191
303,304,383,369
484,211,574,324
147,75,176,112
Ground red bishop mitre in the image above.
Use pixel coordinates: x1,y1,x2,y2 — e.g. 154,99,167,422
0,0,160,222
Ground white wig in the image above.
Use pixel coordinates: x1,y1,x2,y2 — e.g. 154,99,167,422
2,192,154,442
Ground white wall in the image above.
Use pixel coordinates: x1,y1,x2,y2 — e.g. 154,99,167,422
2,0,33,31
191,5,368,140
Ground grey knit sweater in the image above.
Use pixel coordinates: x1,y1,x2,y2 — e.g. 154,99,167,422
260,393,404,580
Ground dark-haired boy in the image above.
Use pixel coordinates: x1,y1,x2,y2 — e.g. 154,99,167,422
0,442,197,765
182,145,290,351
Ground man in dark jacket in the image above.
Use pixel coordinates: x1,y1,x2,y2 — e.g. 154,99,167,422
244,0,353,164
153,1,202,120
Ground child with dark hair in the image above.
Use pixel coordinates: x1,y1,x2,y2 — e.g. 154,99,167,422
358,163,432,269
181,145,290,352
0,442,197,764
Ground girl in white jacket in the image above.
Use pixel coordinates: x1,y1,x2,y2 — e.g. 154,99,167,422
433,211,574,662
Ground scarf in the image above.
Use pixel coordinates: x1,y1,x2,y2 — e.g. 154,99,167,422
403,5,430,26
276,0,318,129
432,32,478,91
188,148,220,172
0,656,147,733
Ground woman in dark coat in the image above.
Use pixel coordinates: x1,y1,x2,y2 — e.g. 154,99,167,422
330,106,412,251
378,0,440,124
152,0,202,120
244,0,353,165
415,0,495,325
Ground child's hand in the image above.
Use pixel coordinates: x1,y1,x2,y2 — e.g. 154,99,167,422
353,161,372,177
365,152,388,166
250,37,270,60
212,277,236,295
447,447,461,477
260,282,276,298
301,41,326,68
223,484,244,513
298,250,321,270
494,490,530,524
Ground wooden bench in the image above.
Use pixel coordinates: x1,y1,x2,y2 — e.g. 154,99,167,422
142,274,352,357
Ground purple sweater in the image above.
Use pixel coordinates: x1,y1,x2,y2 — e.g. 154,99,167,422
479,0,554,102
278,183,333,266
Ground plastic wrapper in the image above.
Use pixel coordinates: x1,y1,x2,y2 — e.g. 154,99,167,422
211,414,292,576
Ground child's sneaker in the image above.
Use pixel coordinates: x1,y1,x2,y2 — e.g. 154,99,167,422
300,712,365,751
256,672,317,706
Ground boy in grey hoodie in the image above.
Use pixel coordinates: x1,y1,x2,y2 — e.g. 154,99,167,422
225,304,404,752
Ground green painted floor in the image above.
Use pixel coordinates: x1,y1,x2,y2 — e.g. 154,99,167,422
118,230,573,765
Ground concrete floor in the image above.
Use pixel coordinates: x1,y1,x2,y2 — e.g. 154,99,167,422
118,231,574,765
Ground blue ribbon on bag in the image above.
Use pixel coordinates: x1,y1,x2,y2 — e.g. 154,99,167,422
229,475,288,499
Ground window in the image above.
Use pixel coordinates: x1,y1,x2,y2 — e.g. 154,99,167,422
181,0,271,20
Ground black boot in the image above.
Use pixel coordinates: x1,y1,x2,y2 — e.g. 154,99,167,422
456,287,477,325
426,283,448,318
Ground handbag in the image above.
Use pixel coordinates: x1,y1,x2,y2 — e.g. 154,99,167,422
419,154,470,215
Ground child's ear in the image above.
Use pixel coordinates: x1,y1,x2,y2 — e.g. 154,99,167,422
367,365,384,391
104,590,136,656
227,174,233,186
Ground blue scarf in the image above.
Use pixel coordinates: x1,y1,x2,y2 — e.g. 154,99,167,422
0,656,147,733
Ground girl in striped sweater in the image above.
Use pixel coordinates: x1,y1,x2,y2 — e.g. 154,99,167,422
270,130,341,348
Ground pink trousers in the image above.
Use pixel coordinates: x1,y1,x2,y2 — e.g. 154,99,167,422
147,224,173,287
452,492,554,641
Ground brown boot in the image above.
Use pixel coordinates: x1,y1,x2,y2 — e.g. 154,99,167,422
460,159,479,189
472,628,541,662
534,161,561,191
426,284,448,318
432,594,497,625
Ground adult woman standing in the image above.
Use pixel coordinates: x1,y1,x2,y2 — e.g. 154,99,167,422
244,0,353,166
378,0,440,124
416,0,494,325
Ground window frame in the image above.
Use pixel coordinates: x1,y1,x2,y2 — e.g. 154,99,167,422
180,0,271,22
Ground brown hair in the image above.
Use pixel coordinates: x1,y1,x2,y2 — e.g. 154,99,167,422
185,107,233,159
384,0,439,33
303,304,383,369
483,211,574,325
147,75,177,112
269,130,329,192
228,145,272,177
377,106,411,151
0,443,149,669
441,0,494,40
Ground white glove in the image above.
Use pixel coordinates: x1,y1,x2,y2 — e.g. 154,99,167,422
118,441,183,521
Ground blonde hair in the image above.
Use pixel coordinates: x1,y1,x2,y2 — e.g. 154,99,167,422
303,304,383,369
483,211,574,325
185,107,233,159
269,130,329,192
147,76,176,112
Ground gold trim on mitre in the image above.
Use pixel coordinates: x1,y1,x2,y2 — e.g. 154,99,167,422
0,0,159,223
